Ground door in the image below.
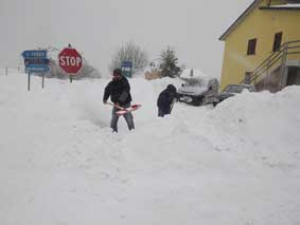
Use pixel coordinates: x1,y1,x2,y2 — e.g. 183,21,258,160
286,67,300,86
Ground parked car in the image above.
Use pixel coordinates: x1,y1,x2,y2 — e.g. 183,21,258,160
213,84,256,106
177,77,219,106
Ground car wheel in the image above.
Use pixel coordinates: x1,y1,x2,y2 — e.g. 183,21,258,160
192,97,202,106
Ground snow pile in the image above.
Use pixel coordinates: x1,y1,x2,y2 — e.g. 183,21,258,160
0,72,300,225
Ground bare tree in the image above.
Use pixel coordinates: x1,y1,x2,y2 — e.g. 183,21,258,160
109,41,149,73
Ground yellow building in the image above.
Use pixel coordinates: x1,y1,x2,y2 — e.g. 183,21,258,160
219,0,300,92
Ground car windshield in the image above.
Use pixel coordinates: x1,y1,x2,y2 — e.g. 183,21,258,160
223,85,254,93
182,78,208,87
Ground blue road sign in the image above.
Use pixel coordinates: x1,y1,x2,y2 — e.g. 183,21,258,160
25,64,50,73
121,61,133,78
24,58,50,65
122,61,132,68
22,50,47,59
22,49,49,73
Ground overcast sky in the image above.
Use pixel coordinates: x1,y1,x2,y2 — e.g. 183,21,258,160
0,0,253,78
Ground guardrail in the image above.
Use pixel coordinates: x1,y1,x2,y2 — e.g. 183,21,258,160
0,66,24,75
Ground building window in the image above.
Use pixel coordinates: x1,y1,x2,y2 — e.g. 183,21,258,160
247,38,257,55
273,32,283,52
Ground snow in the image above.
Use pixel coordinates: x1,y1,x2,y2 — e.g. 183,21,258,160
180,68,209,79
178,85,209,95
178,69,216,95
0,71,300,225
269,3,300,8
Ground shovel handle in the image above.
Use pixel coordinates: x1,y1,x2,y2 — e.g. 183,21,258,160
106,102,124,110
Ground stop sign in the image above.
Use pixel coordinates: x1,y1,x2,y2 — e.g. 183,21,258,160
58,48,82,74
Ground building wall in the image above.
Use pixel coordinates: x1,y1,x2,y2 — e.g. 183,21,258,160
220,0,300,89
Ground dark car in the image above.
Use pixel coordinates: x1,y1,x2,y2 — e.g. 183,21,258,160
213,84,256,106
177,77,219,106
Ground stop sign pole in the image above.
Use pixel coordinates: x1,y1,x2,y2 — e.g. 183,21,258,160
58,46,83,83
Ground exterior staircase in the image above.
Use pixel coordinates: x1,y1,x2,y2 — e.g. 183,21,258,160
240,40,300,92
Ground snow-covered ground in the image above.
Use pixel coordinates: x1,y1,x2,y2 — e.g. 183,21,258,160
0,72,300,225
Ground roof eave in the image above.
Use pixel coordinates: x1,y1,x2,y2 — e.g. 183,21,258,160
219,0,260,41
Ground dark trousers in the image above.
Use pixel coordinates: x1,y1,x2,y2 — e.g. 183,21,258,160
111,103,135,132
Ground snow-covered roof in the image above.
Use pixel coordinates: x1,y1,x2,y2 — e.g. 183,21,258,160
180,68,209,79
272,3,300,7
219,0,300,41
259,3,300,10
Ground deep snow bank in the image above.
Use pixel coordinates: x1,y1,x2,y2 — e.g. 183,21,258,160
0,73,299,225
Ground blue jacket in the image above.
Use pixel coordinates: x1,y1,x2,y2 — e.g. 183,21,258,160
157,85,177,113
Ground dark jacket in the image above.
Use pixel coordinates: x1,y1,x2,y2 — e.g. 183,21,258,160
103,76,132,106
157,84,177,114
